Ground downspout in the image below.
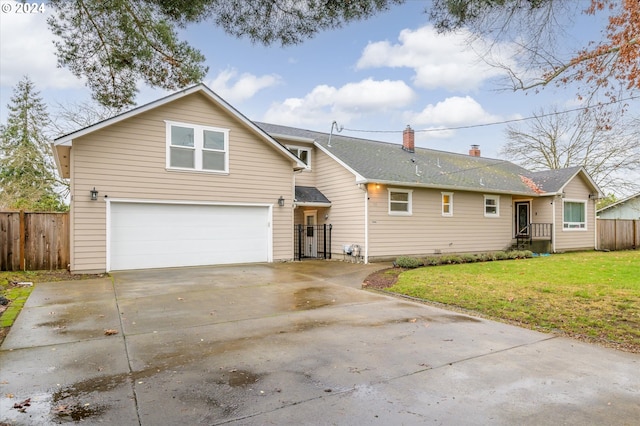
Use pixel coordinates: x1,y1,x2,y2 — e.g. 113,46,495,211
592,198,598,250
292,169,303,260
552,195,557,253
363,183,369,264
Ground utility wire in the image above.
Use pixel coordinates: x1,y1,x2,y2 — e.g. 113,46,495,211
342,95,639,134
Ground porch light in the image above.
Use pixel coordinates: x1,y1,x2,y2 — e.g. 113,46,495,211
278,196,285,207
90,187,98,201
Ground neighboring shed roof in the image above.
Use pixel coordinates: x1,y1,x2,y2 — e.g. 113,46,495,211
257,122,578,196
295,186,331,206
596,192,640,213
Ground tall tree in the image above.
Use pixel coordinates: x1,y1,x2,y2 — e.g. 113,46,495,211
500,107,640,196
430,0,639,103
49,100,120,137
0,77,67,211
45,1,638,109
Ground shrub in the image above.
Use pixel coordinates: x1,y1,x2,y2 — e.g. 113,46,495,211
443,255,463,264
520,250,533,258
478,252,496,262
424,256,441,266
460,253,477,263
395,256,423,268
494,251,508,260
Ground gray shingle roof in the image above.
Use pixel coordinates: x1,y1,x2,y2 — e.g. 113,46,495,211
526,166,582,193
257,122,565,196
295,186,331,204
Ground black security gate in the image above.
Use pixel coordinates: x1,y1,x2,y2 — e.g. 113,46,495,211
294,224,332,260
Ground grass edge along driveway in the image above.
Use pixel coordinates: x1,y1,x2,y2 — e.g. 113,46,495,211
387,251,640,353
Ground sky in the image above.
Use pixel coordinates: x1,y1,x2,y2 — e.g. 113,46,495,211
0,0,635,162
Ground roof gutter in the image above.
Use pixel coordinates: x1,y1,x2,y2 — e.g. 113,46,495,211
293,202,332,207
354,178,551,198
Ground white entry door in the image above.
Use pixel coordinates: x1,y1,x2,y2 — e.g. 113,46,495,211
303,210,317,258
109,202,270,270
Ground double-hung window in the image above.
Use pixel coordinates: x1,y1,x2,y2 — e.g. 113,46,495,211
563,200,586,230
442,192,453,216
484,195,500,217
166,121,229,173
388,189,412,215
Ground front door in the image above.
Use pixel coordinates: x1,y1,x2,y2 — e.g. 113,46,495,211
304,210,317,257
515,202,530,236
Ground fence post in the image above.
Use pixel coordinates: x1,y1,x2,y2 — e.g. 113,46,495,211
323,224,327,259
328,224,332,260
297,224,302,261
19,210,25,271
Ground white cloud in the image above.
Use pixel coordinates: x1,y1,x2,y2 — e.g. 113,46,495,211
406,96,505,139
410,96,502,127
207,68,281,104
356,25,517,92
0,1,82,89
263,78,415,127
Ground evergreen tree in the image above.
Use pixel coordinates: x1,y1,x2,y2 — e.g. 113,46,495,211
0,76,67,211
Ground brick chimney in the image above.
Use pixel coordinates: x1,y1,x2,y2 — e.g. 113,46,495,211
469,144,481,157
402,125,415,153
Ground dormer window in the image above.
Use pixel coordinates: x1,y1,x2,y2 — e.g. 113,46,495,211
287,145,311,170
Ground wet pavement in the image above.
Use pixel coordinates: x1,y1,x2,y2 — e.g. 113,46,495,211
1,261,638,425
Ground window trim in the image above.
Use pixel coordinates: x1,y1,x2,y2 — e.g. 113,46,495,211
388,188,412,216
286,145,311,170
484,194,500,217
563,199,587,231
165,120,229,174
441,192,453,217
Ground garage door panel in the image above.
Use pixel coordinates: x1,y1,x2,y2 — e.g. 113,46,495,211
110,202,270,270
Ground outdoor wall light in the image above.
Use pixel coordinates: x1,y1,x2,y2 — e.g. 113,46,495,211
90,187,98,201
278,196,285,207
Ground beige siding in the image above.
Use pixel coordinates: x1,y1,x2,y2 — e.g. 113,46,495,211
367,185,513,258
70,92,294,272
531,197,554,225
555,175,597,251
311,150,366,257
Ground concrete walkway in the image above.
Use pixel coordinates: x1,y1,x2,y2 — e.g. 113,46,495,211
1,261,638,425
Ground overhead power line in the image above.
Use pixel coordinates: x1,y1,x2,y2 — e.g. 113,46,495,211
341,95,639,134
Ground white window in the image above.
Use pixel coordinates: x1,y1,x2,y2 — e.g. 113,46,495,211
563,200,587,230
388,189,412,215
166,121,229,173
442,192,453,216
484,195,500,217
287,145,311,170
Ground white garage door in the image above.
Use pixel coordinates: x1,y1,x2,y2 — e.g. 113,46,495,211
109,202,270,271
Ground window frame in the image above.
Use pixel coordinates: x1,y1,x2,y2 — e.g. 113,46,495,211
388,188,413,216
165,120,229,174
563,199,587,230
484,194,500,217
286,145,312,170
441,192,453,217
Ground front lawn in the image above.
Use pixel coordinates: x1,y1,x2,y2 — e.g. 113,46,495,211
385,251,640,352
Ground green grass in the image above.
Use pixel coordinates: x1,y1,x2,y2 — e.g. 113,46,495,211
1,270,103,335
388,251,640,351
0,286,32,327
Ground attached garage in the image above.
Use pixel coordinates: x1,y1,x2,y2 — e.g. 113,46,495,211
108,201,272,271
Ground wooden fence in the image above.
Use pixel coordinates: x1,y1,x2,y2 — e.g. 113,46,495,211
0,211,70,271
597,219,639,251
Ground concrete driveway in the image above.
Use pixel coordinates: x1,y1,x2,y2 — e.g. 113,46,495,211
1,261,638,425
